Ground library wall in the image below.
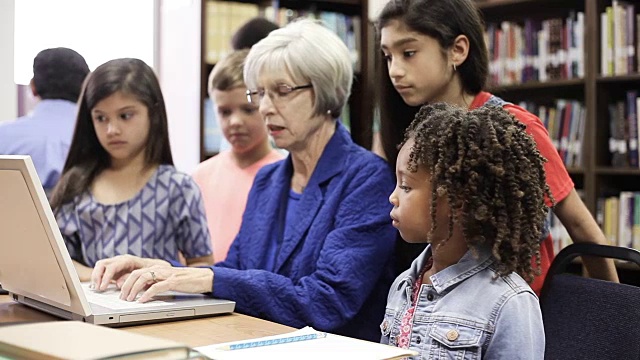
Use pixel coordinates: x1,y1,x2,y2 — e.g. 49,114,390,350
158,0,203,173
477,0,640,256
0,0,16,123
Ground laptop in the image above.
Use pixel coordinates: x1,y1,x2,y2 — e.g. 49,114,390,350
0,155,235,326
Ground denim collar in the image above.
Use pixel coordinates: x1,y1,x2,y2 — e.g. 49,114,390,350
404,244,496,294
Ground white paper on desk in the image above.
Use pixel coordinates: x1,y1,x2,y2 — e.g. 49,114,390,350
195,326,418,360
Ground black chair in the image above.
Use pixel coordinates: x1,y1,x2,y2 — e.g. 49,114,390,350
540,243,640,360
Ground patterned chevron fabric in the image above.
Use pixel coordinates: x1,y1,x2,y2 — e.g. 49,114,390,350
56,165,212,266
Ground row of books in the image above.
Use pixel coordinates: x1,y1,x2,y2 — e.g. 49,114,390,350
600,1,640,76
204,1,260,64
549,191,640,253
517,100,586,168
485,12,585,86
204,1,361,70
608,90,640,168
598,192,640,250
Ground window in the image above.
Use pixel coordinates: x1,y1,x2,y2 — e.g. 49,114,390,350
14,0,155,85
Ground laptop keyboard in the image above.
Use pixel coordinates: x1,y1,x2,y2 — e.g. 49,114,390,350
81,283,175,310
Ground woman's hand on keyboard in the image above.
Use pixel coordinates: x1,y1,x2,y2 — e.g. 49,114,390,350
119,266,214,303
91,255,171,292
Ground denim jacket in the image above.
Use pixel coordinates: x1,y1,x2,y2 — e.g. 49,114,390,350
380,245,544,359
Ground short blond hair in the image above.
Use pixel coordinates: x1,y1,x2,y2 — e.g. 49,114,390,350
208,49,250,94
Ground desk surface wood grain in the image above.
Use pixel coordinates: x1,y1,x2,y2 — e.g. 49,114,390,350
0,295,294,347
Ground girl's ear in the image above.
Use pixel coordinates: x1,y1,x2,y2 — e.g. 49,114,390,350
450,34,470,68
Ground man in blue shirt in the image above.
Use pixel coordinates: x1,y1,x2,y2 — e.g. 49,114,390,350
0,47,89,193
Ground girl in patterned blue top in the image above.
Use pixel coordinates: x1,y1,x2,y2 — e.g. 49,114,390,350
50,58,213,282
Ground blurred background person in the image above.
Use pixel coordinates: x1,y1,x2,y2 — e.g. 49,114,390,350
0,47,89,193
193,50,283,262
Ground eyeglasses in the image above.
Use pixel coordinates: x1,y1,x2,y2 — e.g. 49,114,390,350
246,83,313,105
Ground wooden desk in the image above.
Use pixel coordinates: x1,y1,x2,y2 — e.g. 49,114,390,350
0,295,294,348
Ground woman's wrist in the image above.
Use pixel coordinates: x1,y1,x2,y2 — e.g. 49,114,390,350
199,268,214,293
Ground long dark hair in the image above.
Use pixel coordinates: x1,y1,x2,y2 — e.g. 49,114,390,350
376,0,489,168
50,58,173,211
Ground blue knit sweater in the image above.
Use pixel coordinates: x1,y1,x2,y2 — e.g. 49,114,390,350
211,123,397,341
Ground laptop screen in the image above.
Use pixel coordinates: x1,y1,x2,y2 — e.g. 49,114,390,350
0,156,91,316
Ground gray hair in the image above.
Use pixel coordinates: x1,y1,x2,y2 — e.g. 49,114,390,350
244,18,353,119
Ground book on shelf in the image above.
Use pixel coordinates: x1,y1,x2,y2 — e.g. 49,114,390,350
599,192,640,250
619,191,635,249
601,1,638,76
627,90,639,167
607,90,640,168
637,12,640,72
626,2,635,74
610,101,629,167
518,99,585,168
341,103,351,132
194,326,418,360
607,196,620,246
0,321,192,360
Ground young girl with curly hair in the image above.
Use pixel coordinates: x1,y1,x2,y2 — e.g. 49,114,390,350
382,103,550,358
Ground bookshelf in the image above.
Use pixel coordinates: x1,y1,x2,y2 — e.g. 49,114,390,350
477,0,640,255
199,0,373,161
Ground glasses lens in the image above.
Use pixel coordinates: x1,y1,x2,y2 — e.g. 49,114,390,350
247,90,259,104
276,84,292,96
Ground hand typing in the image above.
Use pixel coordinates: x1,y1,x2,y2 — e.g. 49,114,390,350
119,266,214,303
91,254,171,292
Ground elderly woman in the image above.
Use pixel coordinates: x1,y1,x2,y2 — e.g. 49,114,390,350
90,19,396,342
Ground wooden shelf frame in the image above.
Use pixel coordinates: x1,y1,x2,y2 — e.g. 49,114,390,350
487,78,585,93
596,74,640,83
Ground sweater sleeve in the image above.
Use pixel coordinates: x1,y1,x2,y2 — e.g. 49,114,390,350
210,162,396,331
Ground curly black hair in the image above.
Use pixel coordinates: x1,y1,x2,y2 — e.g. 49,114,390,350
402,103,554,282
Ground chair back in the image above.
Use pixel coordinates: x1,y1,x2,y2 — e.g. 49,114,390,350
540,243,640,360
